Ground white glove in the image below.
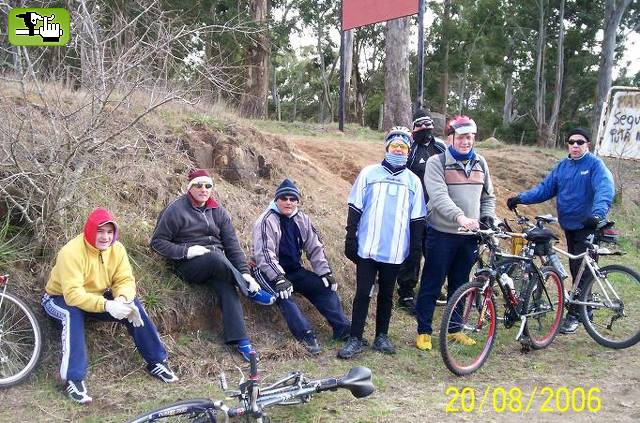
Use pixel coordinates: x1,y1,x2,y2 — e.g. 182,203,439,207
187,245,210,259
126,302,144,327
242,273,260,293
114,295,128,303
105,300,131,320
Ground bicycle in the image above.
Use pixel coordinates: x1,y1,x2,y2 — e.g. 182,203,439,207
127,352,375,422
438,225,564,376
0,274,43,387
510,210,640,349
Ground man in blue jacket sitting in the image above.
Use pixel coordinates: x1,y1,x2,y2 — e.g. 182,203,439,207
507,128,615,334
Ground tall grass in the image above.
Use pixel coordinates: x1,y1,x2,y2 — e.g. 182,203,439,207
0,216,29,269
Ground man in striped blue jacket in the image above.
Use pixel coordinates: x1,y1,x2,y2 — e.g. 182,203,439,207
338,126,427,359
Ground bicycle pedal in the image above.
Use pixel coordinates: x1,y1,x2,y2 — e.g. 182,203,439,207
520,342,531,353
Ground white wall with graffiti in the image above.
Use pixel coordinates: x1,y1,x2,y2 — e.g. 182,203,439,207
596,89,640,160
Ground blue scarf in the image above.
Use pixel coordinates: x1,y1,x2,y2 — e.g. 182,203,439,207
384,152,408,168
448,145,476,162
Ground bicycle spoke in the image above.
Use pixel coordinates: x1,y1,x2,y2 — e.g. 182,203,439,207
523,267,563,349
439,281,496,376
581,265,640,349
0,292,41,386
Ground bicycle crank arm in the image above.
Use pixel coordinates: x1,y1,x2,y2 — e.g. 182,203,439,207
515,315,527,341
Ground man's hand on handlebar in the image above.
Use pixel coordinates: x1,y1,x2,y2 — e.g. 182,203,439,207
457,215,479,231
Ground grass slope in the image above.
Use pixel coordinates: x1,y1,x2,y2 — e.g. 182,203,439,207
1,105,639,422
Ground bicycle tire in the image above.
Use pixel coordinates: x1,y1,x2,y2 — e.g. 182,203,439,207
580,264,640,349
0,291,43,388
127,399,218,423
522,266,564,349
439,279,496,376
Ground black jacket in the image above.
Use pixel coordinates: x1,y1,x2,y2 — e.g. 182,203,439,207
407,137,446,202
150,194,249,273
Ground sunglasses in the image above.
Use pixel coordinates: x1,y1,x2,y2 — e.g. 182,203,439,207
277,196,299,203
387,141,409,151
566,139,587,146
192,182,213,189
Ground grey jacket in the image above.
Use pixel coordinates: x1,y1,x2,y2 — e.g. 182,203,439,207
252,206,331,282
150,194,249,273
424,149,496,234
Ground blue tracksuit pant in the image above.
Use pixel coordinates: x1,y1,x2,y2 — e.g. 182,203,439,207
41,294,167,382
415,228,478,335
255,268,350,341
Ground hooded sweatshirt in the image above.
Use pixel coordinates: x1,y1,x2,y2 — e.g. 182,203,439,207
45,208,136,313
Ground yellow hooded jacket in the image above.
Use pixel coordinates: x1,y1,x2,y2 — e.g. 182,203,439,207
45,208,136,313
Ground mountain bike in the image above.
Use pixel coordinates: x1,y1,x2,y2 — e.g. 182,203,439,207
510,211,640,349
127,352,375,422
439,226,564,376
0,274,43,387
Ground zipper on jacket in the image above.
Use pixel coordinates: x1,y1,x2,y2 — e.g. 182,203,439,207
198,209,211,232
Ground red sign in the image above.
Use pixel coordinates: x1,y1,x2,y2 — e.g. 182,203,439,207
342,0,419,31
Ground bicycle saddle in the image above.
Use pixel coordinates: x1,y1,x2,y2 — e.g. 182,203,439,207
525,226,558,242
338,366,375,398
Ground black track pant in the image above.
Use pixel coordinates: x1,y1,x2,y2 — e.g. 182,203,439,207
174,250,248,343
350,258,401,339
564,228,596,318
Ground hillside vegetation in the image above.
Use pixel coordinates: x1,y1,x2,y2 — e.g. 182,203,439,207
1,84,639,422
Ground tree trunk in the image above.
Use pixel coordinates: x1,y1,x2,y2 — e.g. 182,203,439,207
592,0,632,138
353,32,365,125
440,0,451,115
239,0,270,118
12,45,23,78
382,17,412,131
79,0,106,101
316,12,333,123
548,0,565,148
344,29,354,120
534,0,547,146
271,63,281,121
502,39,514,125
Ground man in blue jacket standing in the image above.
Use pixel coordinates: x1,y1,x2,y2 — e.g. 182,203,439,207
507,128,615,334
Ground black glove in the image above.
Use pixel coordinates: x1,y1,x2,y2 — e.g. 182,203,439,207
506,196,521,211
344,237,359,264
320,273,338,291
479,215,496,230
273,276,293,300
345,207,362,264
406,220,424,265
582,215,601,230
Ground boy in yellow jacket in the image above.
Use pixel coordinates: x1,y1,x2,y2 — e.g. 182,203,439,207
42,208,177,404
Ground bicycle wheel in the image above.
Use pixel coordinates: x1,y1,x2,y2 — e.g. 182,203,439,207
522,266,564,349
0,291,43,388
127,399,217,423
439,279,496,376
580,264,640,349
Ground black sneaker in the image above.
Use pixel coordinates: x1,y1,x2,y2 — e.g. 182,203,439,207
65,380,92,404
301,333,321,355
147,361,179,383
337,336,363,359
372,334,396,354
398,297,416,315
559,315,579,334
436,291,447,306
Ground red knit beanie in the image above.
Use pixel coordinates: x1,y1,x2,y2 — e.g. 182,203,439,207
187,169,213,188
